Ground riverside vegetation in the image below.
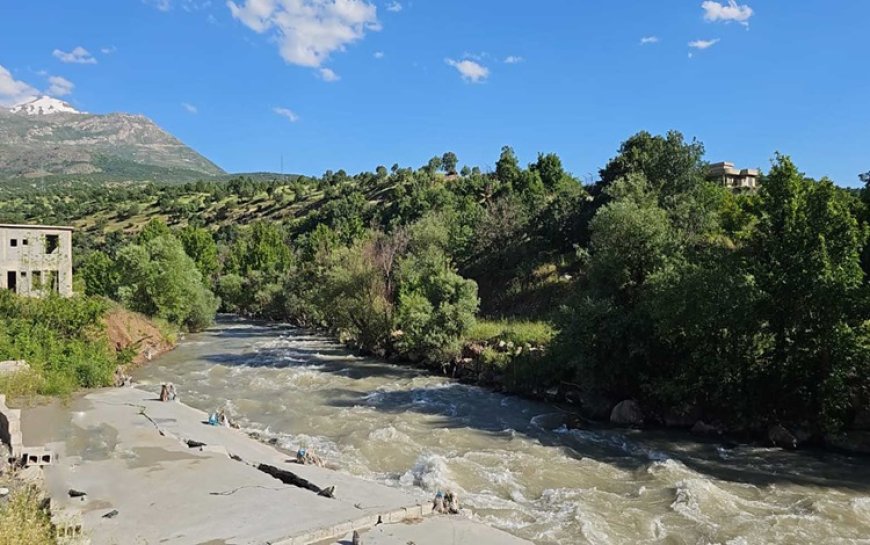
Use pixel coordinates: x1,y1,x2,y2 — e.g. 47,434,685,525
1,131,869,446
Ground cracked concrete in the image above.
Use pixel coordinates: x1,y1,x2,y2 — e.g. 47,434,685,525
22,388,531,545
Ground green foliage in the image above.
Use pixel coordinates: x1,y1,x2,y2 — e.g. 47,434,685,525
395,250,479,361
80,250,119,297
0,291,117,397
467,319,555,346
116,235,218,331
180,225,220,279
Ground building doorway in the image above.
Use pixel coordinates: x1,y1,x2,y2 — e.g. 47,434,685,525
7,271,16,292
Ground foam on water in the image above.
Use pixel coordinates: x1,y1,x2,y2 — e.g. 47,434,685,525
133,319,870,545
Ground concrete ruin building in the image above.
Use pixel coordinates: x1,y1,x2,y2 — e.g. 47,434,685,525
708,162,760,191
0,224,73,297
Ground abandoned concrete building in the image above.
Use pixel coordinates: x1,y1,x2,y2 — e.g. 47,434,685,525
708,162,760,191
0,224,73,297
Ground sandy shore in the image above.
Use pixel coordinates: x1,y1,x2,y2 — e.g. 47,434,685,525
21,387,531,545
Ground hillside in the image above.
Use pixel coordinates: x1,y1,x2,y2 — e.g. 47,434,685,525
0,97,224,182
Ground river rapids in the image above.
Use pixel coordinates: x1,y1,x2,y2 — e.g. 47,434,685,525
133,317,870,545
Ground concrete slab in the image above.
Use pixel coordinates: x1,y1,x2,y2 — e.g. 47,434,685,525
332,517,533,545
26,388,427,545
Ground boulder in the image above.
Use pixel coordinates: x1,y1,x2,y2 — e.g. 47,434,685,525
826,431,870,455
0,360,29,376
768,424,797,449
663,406,701,429
691,420,720,436
610,400,644,427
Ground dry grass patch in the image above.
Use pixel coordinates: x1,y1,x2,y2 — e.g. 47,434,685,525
0,486,55,545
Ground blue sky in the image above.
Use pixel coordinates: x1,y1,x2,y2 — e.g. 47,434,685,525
0,1,867,186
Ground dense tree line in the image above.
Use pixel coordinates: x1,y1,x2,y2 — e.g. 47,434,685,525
3,131,869,438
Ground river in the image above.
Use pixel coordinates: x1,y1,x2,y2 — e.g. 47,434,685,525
133,317,870,545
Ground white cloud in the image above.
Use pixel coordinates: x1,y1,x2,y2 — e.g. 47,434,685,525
47,76,74,96
101,45,117,54
373,51,384,59
318,67,341,82
385,1,401,12
702,1,753,26
689,38,720,49
53,46,97,64
227,0,381,70
144,0,172,10
182,102,198,114
445,58,489,83
640,36,659,45
273,106,299,122
504,55,524,64
0,65,38,106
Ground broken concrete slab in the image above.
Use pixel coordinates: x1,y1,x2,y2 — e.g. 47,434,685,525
333,517,533,545
22,388,430,545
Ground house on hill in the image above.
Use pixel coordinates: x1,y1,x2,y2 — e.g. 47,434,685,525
0,224,73,297
708,162,760,191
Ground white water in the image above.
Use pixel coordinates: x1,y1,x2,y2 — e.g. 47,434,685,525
134,318,870,544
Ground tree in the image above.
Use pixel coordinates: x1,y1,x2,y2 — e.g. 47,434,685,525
137,218,173,244
750,155,867,429
179,226,219,279
395,248,479,361
531,152,568,190
441,152,458,175
79,251,119,298
116,235,218,331
600,130,706,195
426,156,443,176
495,146,520,187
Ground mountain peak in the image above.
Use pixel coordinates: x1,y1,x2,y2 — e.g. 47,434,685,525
10,96,82,115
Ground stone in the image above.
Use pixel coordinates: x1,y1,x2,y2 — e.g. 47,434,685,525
0,360,29,375
768,424,797,449
610,400,644,427
691,420,720,436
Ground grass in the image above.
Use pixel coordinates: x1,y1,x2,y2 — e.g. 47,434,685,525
0,370,45,403
0,486,55,545
466,318,556,346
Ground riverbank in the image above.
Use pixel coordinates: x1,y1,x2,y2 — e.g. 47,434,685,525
21,386,532,545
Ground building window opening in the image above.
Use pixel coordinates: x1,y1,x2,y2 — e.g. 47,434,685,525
10,239,17,247
45,234,59,254
22,239,28,246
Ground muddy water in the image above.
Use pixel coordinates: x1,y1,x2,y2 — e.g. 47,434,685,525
133,317,870,545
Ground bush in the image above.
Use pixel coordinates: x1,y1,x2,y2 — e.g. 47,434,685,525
0,291,117,398
0,486,54,545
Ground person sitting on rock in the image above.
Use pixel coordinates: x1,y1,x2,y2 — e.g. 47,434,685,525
432,491,446,514
167,383,178,401
445,490,460,514
160,384,170,402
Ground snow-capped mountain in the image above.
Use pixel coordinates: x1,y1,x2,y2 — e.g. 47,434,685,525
10,96,82,115
0,98,224,180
